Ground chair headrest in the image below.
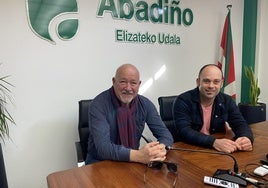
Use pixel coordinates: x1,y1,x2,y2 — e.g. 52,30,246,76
158,96,177,121
78,100,93,128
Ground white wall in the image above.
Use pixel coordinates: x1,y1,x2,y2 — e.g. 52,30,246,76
2,0,264,188
257,0,268,105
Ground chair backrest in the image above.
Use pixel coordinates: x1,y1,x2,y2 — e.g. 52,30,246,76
158,96,178,141
78,99,92,160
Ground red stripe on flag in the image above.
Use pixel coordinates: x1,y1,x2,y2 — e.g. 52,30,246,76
218,10,236,100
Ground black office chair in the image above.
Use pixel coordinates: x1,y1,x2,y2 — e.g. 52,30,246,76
158,96,178,142
75,99,92,167
0,144,8,188
75,99,151,167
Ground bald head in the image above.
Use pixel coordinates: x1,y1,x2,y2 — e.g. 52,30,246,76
115,64,140,80
113,64,141,106
196,64,224,103
198,64,223,79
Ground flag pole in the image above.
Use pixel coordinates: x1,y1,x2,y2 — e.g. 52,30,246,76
218,4,236,100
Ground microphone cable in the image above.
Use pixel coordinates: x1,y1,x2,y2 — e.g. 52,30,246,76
166,145,239,173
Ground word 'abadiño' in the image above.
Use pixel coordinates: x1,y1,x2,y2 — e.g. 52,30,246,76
97,0,194,26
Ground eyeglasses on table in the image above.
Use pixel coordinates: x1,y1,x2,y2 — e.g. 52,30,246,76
144,161,178,188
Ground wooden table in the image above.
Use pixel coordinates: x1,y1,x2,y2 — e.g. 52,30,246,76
47,121,268,188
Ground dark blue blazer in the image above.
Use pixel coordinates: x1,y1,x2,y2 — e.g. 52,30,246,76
173,87,254,147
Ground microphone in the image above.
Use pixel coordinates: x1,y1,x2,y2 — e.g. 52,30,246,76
166,146,247,186
166,146,238,173
231,171,264,187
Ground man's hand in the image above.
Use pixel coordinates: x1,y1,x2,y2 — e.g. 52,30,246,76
213,138,241,153
213,136,253,153
130,141,167,164
235,137,253,151
212,122,238,153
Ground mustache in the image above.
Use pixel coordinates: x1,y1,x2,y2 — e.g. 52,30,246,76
121,90,134,94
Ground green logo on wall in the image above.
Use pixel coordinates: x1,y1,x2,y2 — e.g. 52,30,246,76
26,0,79,44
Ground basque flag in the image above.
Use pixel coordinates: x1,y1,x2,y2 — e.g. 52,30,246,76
218,8,236,100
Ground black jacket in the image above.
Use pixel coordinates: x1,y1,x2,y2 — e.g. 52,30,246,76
173,87,254,147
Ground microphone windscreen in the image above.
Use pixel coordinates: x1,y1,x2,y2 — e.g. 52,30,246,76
165,146,171,151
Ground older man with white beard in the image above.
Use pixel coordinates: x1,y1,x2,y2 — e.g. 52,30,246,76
85,64,173,165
